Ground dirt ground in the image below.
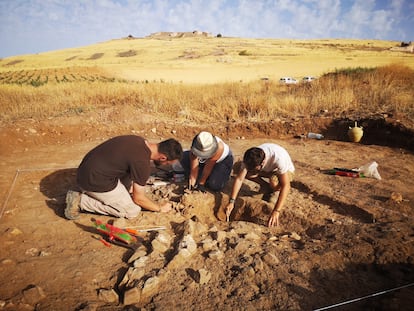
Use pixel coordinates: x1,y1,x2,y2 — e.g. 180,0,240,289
0,110,413,311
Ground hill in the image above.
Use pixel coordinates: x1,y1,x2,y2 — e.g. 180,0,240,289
1,36,413,83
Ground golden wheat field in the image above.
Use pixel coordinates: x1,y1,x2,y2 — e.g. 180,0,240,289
1,37,413,83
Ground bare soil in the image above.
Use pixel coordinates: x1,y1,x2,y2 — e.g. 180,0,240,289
0,109,413,311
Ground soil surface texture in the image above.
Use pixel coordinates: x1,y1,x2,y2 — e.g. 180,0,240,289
0,111,413,311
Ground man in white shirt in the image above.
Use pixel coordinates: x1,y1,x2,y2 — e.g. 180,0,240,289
225,143,295,227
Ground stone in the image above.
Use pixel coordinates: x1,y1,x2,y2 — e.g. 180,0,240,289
179,234,197,256
245,266,256,278
1,259,14,265
209,225,218,232
201,237,217,252
151,232,172,253
22,285,46,305
245,232,261,241
253,255,264,272
167,234,197,269
263,253,280,266
141,276,160,298
187,268,212,285
215,230,227,242
25,248,39,256
129,268,146,283
184,218,208,236
234,239,255,253
208,250,224,260
123,287,141,305
198,269,212,285
98,288,118,303
7,227,23,236
290,232,301,241
119,267,146,288
230,221,252,233
133,256,149,268
128,248,148,264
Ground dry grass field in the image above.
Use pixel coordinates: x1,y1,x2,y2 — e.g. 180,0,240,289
1,36,414,133
1,36,413,83
0,35,414,310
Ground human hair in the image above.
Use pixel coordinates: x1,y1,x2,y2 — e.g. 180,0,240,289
243,147,265,171
158,138,183,161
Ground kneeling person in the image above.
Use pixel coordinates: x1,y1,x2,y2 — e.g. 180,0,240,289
65,135,183,220
180,131,233,192
225,143,295,227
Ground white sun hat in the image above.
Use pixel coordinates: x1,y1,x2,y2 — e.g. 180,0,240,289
191,131,218,158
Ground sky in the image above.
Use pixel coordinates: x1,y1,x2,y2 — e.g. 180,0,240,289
1,0,413,58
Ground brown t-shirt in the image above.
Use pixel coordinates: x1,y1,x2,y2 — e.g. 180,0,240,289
77,135,151,192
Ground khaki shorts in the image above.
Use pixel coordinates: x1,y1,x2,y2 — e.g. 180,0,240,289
79,180,141,218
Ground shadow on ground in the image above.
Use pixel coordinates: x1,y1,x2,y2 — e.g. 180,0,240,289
39,168,78,218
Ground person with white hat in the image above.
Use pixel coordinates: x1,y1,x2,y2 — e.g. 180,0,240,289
179,131,233,192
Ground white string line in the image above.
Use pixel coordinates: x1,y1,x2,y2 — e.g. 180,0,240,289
313,282,414,311
1,170,20,220
0,167,76,220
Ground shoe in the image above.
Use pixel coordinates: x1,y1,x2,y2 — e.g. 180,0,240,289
65,190,81,220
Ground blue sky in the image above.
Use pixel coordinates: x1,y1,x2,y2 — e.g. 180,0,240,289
1,0,413,58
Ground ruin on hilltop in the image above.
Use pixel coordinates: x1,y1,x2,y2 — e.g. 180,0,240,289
390,41,414,53
147,30,214,38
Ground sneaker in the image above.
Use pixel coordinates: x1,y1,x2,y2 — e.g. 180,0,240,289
65,190,81,220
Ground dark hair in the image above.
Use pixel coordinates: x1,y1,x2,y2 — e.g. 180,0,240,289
243,147,265,171
158,138,183,161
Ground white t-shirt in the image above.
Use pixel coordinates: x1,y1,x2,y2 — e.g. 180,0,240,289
198,137,230,163
259,143,295,174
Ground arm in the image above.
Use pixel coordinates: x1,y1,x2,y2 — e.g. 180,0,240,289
198,142,224,186
132,182,171,212
268,172,291,227
225,167,247,220
188,152,199,189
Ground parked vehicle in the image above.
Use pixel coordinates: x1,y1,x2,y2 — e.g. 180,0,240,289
302,76,316,82
279,77,297,84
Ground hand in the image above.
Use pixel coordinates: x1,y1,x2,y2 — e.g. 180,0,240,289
159,202,172,213
225,203,234,222
268,210,280,227
188,177,197,190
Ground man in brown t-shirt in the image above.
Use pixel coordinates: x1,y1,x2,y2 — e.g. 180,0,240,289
64,135,183,220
